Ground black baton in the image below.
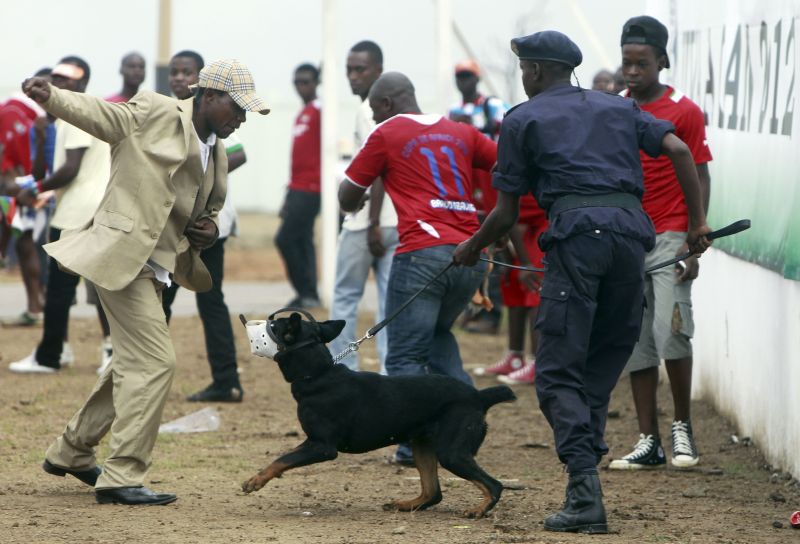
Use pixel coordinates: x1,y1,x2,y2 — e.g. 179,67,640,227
645,219,751,273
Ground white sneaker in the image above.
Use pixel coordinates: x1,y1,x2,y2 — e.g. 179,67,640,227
671,420,700,467
60,342,74,366
97,339,113,375
9,351,58,374
608,434,666,470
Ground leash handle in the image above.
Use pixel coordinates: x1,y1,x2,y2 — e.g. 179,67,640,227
645,219,751,273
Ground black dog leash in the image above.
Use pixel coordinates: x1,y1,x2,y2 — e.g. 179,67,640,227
333,261,456,363
333,220,750,362
479,257,544,272
333,256,546,362
645,219,751,273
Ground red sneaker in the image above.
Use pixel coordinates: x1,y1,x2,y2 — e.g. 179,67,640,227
473,353,525,376
498,360,535,384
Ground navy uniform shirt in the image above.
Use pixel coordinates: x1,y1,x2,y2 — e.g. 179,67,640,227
492,83,674,251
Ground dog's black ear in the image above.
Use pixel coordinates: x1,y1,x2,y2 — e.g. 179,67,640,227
319,319,346,343
285,312,303,343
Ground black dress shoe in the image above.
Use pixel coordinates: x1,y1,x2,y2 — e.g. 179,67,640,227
186,384,243,403
96,486,177,505
43,459,101,487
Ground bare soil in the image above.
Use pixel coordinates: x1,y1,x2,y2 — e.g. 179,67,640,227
1,215,798,543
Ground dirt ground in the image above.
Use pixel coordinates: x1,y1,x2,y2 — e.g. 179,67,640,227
1,216,798,543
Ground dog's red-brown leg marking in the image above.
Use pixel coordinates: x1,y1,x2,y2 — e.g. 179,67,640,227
242,460,289,493
242,440,338,494
463,480,494,519
383,442,443,512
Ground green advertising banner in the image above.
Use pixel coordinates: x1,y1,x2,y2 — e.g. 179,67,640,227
673,14,799,280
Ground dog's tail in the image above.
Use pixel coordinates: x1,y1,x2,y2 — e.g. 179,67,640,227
479,385,516,411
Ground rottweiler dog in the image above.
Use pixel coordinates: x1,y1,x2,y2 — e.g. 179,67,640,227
241,311,516,518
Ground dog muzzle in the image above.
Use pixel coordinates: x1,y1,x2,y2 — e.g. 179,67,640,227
244,319,278,359
241,307,321,359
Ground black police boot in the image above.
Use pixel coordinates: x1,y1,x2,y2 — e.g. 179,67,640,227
543,473,608,534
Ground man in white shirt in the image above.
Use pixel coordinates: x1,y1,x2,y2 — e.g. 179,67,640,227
327,40,398,373
10,57,112,374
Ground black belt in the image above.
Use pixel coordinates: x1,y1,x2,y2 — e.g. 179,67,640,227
547,193,642,221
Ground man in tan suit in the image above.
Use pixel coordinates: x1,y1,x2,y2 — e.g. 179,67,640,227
21,59,269,505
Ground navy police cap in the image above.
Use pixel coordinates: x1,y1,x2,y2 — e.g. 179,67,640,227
510,30,583,69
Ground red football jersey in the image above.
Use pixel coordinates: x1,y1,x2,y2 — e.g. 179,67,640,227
345,114,497,254
480,178,547,229
289,100,321,193
624,86,712,233
0,97,41,174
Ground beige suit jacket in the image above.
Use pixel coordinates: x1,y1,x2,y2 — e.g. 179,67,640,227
41,86,227,292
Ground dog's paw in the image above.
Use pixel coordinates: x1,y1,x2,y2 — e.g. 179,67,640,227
463,506,488,519
241,475,267,494
382,499,416,512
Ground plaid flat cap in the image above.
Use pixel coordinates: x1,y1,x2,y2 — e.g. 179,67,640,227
189,59,270,115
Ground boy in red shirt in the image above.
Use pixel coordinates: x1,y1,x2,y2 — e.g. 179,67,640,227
474,183,548,384
609,16,712,471
339,72,496,465
275,63,322,308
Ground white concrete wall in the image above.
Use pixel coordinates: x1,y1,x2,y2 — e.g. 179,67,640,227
643,0,800,477
693,249,800,475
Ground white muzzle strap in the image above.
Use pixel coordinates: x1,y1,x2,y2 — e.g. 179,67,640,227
245,319,278,358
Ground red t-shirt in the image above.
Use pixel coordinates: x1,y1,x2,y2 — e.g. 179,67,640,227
345,114,497,254
0,98,40,174
289,100,321,193
481,178,547,229
105,94,128,103
625,86,712,233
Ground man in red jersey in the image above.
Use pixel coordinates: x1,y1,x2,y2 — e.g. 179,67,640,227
487,193,548,385
0,90,44,175
339,71,496,465
105,52,146,103
609,16,712,471
275,63,322,308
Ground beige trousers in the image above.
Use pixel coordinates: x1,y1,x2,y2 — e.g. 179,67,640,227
45,267,175,489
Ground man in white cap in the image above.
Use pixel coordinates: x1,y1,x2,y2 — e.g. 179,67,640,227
21,59,269,505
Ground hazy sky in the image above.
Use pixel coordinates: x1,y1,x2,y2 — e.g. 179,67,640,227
2,0,648,212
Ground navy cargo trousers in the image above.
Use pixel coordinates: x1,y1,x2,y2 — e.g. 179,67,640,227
534,229,646,474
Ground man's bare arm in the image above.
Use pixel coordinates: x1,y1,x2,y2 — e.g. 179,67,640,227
338,178,367,212
227,149,247,173
453,191,520,266
661,133,711,253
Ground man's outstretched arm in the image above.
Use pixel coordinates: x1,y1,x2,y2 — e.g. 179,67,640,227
22,77,145,145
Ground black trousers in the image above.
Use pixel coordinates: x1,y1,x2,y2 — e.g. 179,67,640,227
274,189,320,300
36,227,78,368
534,230,646,474
162,237,240,390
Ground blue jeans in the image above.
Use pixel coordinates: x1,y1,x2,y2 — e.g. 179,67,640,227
383,244,487,385
328,227,399,372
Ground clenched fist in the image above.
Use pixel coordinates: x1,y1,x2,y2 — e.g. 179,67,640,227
21,77,51,103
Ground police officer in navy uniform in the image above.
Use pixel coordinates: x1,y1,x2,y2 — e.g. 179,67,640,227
453,30,712,534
